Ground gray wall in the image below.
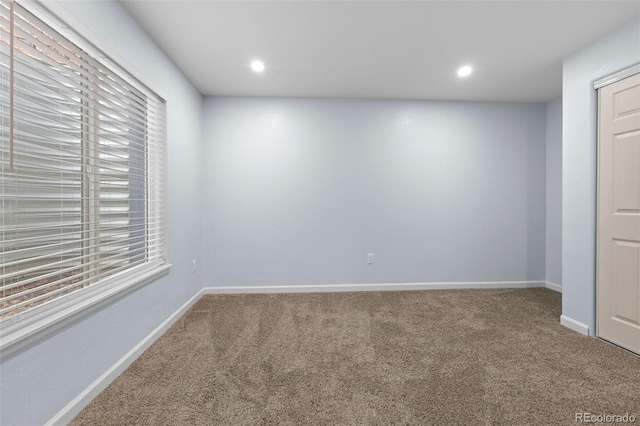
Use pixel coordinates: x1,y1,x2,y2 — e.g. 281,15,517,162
562,17,640,334
545,98,562,286
0,1,203,425
202,97,547,287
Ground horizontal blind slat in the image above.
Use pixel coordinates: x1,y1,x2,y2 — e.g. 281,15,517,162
1,1,167,321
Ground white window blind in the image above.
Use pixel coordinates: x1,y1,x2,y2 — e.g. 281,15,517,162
0,0,167,328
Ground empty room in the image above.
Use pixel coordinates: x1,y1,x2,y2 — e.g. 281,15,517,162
1,0,640,424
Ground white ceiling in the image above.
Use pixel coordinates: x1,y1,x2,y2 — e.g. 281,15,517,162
120,0,640,103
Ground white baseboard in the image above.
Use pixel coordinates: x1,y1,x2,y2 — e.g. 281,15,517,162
203,280,547,295
46,289,204,426
560,315,590,336
545,281,562,292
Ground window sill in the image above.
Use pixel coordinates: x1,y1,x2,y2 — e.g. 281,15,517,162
0,263,171,356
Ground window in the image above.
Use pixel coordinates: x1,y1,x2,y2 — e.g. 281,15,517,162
0,0,168,349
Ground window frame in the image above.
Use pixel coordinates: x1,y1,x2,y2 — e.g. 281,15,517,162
0,0,170,355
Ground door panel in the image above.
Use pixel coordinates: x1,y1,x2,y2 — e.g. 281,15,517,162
613,132,640,212
597,72,640,354
614,82,640,117
611,239,640,326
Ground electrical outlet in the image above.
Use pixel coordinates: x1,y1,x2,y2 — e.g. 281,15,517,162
367,253,374,264
192,259,197,273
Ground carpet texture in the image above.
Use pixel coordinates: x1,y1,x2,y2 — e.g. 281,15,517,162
71,289,640,425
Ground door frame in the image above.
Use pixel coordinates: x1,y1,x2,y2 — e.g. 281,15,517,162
594,64,640,90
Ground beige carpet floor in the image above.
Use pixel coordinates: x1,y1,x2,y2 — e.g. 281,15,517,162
71,288,640,425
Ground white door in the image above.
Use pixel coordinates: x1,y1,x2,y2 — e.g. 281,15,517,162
597,71,640,354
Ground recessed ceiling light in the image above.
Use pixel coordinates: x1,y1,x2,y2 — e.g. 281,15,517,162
251,60,265,72
457,66,473,77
